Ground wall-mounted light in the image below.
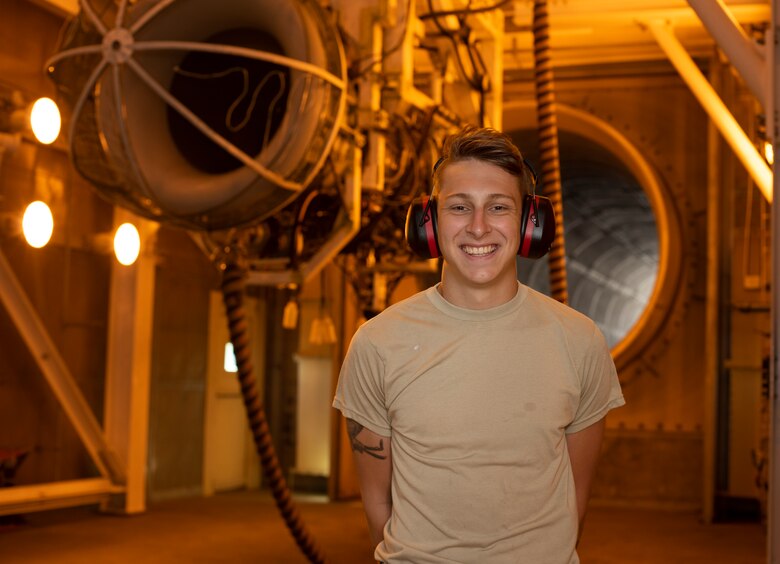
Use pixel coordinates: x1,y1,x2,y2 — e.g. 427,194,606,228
1,90,61,146
755,114,773,166
22,201,54,248
763,141,773,166
27,97,61,145
113,222,141,266
92,222,143,265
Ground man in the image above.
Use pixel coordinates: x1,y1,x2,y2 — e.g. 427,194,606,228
333,125,625,563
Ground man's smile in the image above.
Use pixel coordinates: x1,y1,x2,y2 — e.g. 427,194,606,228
461,244,498,256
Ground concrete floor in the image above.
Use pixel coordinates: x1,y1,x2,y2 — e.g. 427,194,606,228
0,491,766,563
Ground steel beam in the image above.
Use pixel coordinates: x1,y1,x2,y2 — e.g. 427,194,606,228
0,478,120,516
687,0,766,107
102,210,157,514
648,19,773,203
0,247,125,485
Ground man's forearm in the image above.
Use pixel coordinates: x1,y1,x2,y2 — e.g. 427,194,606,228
346,418,394,550
365,500,392,547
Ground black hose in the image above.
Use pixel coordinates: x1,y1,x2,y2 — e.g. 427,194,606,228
221,258,326,564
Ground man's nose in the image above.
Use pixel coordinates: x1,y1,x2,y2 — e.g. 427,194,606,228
466,209,490,237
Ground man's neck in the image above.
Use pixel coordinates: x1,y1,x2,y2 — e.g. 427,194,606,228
438,276,519,310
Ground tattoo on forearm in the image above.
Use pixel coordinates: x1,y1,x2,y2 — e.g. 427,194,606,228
346,419,387,460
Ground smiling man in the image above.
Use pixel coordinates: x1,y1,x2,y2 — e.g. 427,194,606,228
333,125,625,563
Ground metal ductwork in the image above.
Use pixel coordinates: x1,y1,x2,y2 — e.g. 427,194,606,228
46,0,347,231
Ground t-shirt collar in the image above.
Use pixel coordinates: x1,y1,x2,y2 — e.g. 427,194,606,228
425,281,527,321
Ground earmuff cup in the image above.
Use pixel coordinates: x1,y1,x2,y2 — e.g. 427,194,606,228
404,193,556,260
405,195,441,259
518,194,556,259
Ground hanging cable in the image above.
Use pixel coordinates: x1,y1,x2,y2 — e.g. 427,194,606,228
419,0,512,20
221,255,326,564
425,0,486,93
532,0,568,304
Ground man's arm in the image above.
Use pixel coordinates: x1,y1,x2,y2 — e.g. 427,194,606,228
347,418,392,548
566,417,605,537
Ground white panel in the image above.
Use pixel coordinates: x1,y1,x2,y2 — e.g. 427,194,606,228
295,355,332,477
210,397,249,492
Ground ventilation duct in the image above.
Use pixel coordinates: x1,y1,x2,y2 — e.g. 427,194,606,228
46,0,347,231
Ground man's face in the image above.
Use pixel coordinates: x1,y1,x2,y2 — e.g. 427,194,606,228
436,159,522,306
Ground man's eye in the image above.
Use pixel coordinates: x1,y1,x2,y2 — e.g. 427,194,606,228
450,205,469,212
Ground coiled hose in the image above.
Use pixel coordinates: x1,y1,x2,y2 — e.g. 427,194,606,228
532,0,569,304
221,258,326,564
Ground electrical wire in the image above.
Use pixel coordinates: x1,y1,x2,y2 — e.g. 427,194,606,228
173,66,287,137
351,0,415,78
418,0,512,20
425,0,489,94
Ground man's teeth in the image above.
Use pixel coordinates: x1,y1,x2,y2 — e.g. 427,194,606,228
462,245,497,256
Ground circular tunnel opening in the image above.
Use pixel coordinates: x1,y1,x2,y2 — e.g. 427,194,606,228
510,129,659,349
168,28,290,175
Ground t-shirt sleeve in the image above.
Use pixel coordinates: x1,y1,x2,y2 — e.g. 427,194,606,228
566,322,625,434
332,327,392,437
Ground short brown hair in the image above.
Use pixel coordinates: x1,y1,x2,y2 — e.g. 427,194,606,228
433,125,532,195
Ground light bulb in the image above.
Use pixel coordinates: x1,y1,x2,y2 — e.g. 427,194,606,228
282,299,299,330
309,315,337,345
22,201,53,248
764,141,774,165
113,222,140,265
224,342,238,373
29,97,61,145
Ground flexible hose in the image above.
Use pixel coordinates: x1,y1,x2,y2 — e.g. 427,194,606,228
221,259,326,564
532,0,568,304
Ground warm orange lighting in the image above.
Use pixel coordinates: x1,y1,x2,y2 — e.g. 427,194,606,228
309,315,337,345
29,97,61,145
764,141,774,165
113,222,140,265
282,298,299,330
22,201,53,248
224,342,238,372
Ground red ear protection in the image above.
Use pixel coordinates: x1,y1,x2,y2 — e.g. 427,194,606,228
519,194,556,259
405,193,556,259
405,156,556,259
405,195,442,259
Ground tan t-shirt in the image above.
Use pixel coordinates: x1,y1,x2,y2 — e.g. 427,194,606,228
333,282,624,563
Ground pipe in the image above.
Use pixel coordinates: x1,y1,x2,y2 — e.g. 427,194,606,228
247,143,363,287
703,93,721,524
769,1,780,559
771,176,780,552
648,19,773,203
532,0,569,304
686,0,766,107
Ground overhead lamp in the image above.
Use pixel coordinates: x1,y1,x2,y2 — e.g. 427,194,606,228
282,296,300,330
309,315,337,346
22,201,54,248
308,271,337,345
